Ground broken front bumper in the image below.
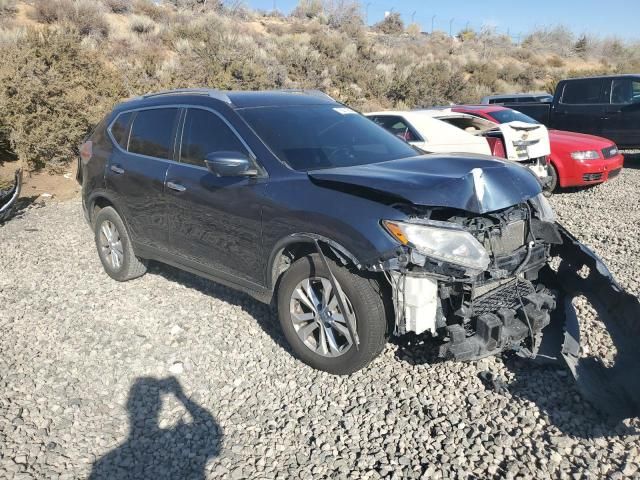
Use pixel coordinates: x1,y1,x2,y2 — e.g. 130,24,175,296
540,225,640,420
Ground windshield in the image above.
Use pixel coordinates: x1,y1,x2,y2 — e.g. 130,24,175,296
238,105,418,171
490,109,540,125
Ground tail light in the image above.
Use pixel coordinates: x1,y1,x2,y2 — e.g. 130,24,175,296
79,141,93,163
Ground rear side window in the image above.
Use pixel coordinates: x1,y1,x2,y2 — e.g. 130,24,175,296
489,97,517,104
128,108,179,159
610,78,640,104
561,80,606,105
180,109,248,167
110,112,133,148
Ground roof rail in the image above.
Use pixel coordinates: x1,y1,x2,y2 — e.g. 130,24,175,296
139,88,232,104
277,89,336,102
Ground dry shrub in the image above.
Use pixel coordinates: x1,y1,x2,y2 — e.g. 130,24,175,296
130,14,156,35
103,0,130,14
373,12,403,35
132,0,167,22
0,28,125,170
0,0,17,14
30,0,109,37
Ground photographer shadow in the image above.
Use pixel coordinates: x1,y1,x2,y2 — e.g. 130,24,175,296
89,376,222,480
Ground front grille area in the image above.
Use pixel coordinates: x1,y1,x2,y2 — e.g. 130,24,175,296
487,220,526,255
583,173,603,182
472,279,535,316
602,146,619,159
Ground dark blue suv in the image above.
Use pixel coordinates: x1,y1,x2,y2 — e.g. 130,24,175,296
79,89,562,375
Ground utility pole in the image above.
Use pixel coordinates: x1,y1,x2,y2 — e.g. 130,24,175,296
431,14,436,33
411,11,416,24
272,0,276,13
365,2,371,25
449,18,455,37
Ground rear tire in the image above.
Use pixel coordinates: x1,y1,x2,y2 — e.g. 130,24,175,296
277,254,388,375
94,206,147,282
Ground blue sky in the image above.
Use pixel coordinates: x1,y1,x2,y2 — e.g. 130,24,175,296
247,0,639,41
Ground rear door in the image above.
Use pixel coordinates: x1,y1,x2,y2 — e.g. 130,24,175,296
602,77,640,147
165,107,266,286
106,107,179,250
553,78,608,136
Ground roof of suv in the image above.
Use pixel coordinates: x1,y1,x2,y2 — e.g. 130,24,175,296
116,89,338,111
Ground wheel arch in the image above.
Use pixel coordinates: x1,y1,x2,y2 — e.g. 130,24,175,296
547,154,566,188
267,233,363,292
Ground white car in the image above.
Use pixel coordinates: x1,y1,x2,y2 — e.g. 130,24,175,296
367,110,551,184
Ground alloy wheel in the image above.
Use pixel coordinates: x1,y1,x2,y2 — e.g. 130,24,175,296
289,277,355,357
98,220,124,271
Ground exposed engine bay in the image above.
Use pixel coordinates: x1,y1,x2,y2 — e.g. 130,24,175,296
383,198,561,362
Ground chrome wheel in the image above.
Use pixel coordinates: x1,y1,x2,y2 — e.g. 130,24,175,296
98,220,124,271
289,277,355,358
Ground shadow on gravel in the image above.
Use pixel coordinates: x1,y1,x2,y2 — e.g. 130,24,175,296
392,335,637,439
623,152,640,168
89,376,222,480
500,357,638,439
148,263,294,356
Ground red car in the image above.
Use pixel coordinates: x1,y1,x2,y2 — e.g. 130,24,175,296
452,105,624,191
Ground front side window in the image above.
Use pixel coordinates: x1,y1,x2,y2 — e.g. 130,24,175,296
371,116,419,142
180,109,248,167
239,105,418,171
561,80,606,105
610,79,640,104
128,108,179,159
110,112,133,148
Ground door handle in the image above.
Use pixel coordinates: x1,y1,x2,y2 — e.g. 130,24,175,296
110,165,125,175
166,181,186,193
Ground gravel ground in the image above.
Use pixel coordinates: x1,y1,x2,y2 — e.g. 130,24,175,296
2,162,640,479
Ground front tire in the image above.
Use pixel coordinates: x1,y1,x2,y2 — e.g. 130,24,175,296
94,206,147,282
544,163,559,196
277,254,389,375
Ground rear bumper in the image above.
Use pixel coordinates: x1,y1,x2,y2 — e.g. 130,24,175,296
560,154,624,187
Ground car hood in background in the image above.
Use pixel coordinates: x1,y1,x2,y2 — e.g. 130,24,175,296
307,154,542,214
549,129,616,149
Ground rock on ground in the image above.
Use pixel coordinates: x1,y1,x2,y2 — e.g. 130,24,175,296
1,162,640,479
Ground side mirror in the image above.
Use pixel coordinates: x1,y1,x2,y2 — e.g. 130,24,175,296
204,151,258,177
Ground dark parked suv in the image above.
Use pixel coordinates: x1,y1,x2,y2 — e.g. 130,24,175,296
79,88,566,375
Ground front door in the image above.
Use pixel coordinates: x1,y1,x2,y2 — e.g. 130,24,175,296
165,107,266,287
553,78,608,137
105,107,180,250
602,77,640,147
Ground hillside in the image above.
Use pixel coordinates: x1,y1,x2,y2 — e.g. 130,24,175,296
0,0,638,172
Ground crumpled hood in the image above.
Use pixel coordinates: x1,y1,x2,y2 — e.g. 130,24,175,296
308,154,542,214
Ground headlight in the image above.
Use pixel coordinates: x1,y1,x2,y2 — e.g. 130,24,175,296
383,220,490,271
529,192,556,222
570,150,600,161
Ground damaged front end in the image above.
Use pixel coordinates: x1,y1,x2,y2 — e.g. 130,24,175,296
381,193,561,363
378,196,639,419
